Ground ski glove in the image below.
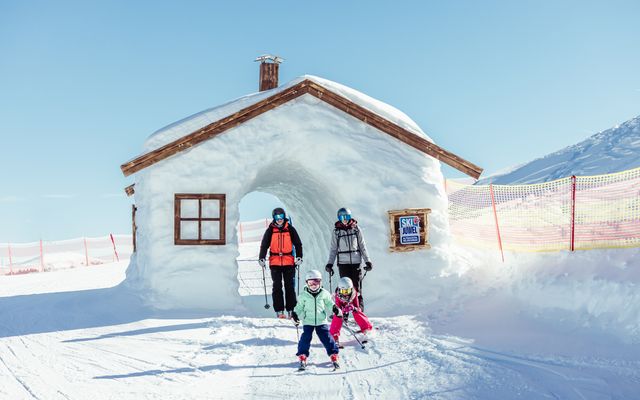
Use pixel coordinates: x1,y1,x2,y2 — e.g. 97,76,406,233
292,311,300,326
295,257,303,266
325,264,334,275
258,259,266,268
364,261,373,271
332,305,343,318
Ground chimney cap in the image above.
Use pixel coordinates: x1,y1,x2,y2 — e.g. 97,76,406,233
254,54,284,64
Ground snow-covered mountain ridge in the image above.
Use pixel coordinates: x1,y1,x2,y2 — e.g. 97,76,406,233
478,115,640,184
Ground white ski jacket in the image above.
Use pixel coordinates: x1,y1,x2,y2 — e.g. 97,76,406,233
326,220,371,266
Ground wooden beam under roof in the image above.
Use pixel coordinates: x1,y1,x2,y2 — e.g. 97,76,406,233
120,79,482,179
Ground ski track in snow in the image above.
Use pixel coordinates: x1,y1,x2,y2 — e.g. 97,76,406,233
0,315,638,399
0,263,639,399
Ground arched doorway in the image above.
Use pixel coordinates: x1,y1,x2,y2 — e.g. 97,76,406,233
235,161,341,312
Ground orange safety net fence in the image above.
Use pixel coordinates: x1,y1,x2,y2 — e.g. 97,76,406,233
447,167,640,253
0,235,133,275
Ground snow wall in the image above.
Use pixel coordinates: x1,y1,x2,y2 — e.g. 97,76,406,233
124,88,458,311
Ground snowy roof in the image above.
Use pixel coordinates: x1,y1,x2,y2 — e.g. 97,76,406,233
143,75,429,153
121,75,482,178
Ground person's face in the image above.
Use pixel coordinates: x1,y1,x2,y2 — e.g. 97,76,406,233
338,214,351,225
274,213,285,225
307,279,321,290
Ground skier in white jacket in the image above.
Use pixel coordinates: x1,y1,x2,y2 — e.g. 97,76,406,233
325,207,373,309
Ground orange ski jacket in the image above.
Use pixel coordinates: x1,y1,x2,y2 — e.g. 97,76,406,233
259,219,303,267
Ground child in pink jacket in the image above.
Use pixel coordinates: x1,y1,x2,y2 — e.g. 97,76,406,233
329,277,373,343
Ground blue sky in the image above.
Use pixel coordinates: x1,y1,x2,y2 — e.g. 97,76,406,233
1,0,639,242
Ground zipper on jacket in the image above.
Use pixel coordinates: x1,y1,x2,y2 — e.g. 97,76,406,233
314,294,317,325
279,231,282,265
347,231,353,264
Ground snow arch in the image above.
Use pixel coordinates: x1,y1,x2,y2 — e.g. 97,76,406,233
246,160,340,270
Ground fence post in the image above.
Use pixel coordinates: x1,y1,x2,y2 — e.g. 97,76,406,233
239,222,244,243
84,237,89,266
110,234,120,262
39,239,44,272
489,184,505,263
8,243,13,275
570,175,576,251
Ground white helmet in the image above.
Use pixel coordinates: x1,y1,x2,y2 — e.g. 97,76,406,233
337,277,354,296
338,277,353,290
305,269,322,281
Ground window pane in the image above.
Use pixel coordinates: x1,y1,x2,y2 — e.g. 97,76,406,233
181,199,199,218
180,221,199,240
202,221,220,240
202,199,220,219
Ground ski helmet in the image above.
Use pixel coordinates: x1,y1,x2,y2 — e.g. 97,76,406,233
305,269,322,293
337,207,352,222
337,277,354,296
305,269,322,281
272,207,286,220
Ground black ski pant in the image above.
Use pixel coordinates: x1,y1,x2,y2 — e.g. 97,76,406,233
338,263,364,310
270,265,297,312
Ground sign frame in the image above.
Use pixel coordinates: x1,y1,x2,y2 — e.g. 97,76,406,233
387,208,432,252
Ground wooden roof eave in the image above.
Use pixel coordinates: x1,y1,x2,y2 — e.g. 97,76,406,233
121,79,483,179
304,81,483,179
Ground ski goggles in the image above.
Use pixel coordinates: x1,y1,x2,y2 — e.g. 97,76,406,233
339,288,352,296
338,213,352,222
306,279,321,285
273,213,285,221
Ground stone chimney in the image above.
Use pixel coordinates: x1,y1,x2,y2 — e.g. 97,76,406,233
255,54,284,91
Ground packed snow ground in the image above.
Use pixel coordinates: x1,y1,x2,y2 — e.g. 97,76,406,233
1,247,639,399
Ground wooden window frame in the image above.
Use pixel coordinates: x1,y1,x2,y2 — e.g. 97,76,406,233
387,208,431,252
174,194,226,245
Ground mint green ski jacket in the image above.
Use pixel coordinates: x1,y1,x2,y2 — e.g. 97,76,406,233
294,286,335,326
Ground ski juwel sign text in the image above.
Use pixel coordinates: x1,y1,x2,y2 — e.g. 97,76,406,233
399,216,421,244
387,208,431,252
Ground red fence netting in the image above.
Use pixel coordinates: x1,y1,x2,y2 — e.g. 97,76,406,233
447,167,640,256
0,235,133,276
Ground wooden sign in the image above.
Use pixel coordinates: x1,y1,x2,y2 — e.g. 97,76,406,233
387,208,431,252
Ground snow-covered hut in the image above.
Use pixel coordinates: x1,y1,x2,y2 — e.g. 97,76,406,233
120,59,482,311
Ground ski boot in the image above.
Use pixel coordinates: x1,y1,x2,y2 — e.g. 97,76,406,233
359,330,369,344
298,355,307,371
277,311,287,319
330,354,340,370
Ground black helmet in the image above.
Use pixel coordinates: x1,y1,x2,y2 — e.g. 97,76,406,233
272,207,286,220
337,207,352,222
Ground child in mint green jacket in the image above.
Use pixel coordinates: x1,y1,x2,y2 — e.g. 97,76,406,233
293,269,340,370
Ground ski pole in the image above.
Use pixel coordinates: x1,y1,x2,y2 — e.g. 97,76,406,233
359,269,368,311
329,271,333,293
342,322,365,349
261,263,270,309
296,265,300,297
